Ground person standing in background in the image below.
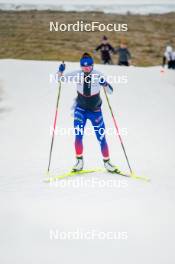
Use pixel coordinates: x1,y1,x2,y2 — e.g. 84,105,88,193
94,36,115,65
115,40,132,66
162,45,174,69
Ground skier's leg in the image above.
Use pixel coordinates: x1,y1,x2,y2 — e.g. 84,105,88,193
74,107,87,157
88,110,109,159
72,107,87,171
87,110,119,172
89,110,118,172
88,110,119,172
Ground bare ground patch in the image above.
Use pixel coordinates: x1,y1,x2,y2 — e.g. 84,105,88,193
0,10,175,66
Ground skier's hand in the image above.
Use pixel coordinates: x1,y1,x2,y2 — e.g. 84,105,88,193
99,77,107,86
59,63,66,73
99,78,113,94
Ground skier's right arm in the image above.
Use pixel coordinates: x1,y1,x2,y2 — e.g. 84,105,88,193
56,63,81,83
57,63,65,76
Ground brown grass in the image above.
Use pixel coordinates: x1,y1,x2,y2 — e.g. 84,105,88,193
0,10,175,66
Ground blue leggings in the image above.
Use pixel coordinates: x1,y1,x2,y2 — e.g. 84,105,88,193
74,106,109,158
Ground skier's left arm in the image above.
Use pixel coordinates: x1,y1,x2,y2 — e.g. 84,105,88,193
99,77,113,94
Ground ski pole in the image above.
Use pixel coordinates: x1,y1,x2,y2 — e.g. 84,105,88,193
47,80,62,174
103,87,133,174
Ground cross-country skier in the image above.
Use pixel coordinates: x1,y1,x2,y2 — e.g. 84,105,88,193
57,53,119,172
115,41,132,66
94,36,115,64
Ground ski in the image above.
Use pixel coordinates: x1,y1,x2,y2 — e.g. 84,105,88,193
45,169,101,183
108,169,150,182
45,168,150,182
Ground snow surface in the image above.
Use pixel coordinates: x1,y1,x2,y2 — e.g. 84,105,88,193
0,59,175,263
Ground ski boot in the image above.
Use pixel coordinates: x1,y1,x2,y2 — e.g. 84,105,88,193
103,159,121,173
72,157,84,172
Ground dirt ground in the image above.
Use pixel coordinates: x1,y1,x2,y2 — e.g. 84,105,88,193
0,10,175,66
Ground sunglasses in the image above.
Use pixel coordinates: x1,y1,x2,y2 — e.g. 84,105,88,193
81,66,93,72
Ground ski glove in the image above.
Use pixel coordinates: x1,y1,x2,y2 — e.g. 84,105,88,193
99,77,106,86
99,77,113,93
59,63,66,73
